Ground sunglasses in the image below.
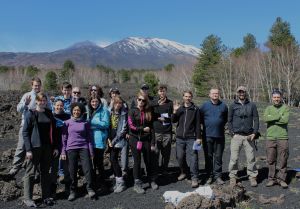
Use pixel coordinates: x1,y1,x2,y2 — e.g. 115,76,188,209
137,98,146,102
91,89,97,92
73,91,81,94
141,87,149,90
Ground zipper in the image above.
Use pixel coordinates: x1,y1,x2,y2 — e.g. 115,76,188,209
183,108,187,137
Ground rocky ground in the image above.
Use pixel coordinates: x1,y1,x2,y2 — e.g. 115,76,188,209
0,90,300,209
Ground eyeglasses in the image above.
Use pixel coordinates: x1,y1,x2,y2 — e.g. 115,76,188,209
137,98,146,102
73,91,81,94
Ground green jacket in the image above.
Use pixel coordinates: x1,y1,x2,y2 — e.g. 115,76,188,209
263,104,289,140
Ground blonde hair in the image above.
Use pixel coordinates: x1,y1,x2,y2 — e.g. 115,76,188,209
137,92,152,121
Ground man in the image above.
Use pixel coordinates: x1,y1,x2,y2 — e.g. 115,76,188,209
130,84,154,108
228,86,259,187
200,88,228,185
9,77,51,176
52,82,73,115
152,85,173,175
263,90,289,188
172,90,201,188
71,86,81,102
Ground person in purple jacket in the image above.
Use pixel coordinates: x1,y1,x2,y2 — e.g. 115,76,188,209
61,102,95,201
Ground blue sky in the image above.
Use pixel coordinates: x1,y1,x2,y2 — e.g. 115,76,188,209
0,0,299,52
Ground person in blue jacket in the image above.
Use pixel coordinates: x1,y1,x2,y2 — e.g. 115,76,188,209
87,96,110,183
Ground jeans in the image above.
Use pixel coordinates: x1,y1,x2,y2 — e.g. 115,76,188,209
176,138,199,180
120,141,129,172
203,137,225,178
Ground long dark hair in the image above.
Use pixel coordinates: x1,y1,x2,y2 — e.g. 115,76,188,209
136,92,151,122
88,96,102,116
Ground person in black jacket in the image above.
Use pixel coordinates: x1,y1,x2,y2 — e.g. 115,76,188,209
172,90,201,188
152,85,173,175
22,92,58,207
128,92,158,194
228,86,259,187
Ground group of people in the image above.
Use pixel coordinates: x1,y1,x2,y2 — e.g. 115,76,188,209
8,77,290,207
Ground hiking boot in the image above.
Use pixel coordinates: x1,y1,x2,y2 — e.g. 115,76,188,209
278,180,288,189
114,177,126,193
133,179,145,194
23,199,37,207
230,178,237,186
43,198,54,206
250,178,257,187
206,177,213,185
216,177,225,185
150,181,159,190
266,180,275,187
68,191,76,201
191,179,199,188
177,173,186,181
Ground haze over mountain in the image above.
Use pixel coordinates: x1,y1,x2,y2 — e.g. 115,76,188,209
0,37,200,69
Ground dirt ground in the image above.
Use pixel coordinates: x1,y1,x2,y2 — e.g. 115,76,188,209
0,90,300,209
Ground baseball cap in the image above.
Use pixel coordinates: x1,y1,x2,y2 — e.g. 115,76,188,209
141,84,149,90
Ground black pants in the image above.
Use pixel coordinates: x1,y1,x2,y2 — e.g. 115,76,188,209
110,147,122,177
93,148,105,177
67,149,93,192
203,137,225,178
129,136,156,181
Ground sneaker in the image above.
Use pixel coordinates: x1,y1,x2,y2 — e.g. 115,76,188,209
68,191,76,201
266,180,275,187
177,173,186,181
206,177,213,185
23,199,37,207
191,179,199,188
230,178,237,186
278,180,288,189
150,181,159,190
250,178,257,187
43,198,54,206
215,177,225,185
133,180,145,194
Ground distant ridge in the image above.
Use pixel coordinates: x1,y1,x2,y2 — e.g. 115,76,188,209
0,37,200,69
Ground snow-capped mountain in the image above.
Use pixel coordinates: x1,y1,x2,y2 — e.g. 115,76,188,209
0,37,200,69
105,37,200,57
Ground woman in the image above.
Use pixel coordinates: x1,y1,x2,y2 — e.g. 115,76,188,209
108,96,128,193
89,85,108,107
51,98,71,197
128,92,158,194
61,102,95,201
88,96,110,182
22,92,58,207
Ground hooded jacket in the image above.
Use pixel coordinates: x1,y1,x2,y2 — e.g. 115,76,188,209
172,103,201,140
108,107,128,148
88,104,110,149
228,98,259,136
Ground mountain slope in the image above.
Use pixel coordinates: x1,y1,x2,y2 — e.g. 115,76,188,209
0,37,200,69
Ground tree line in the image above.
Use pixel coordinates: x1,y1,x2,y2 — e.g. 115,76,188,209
193,17,300,106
